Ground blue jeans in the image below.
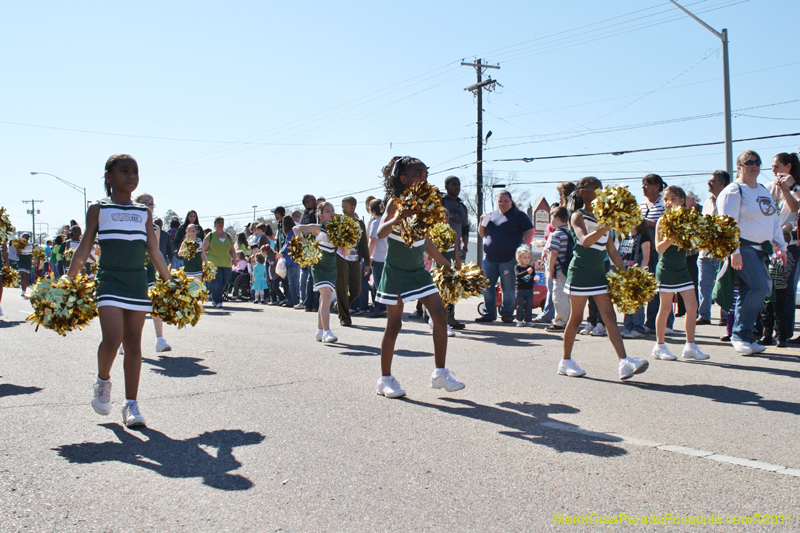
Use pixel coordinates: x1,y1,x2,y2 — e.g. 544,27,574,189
371,261,386,313
481,258,516,320
208,266,232,306
623,306,645,334
171,256,184,270
732,246,771,344
534,271,555,322
304,266,319,310
697,256,719,320
516,288,533,322
645,250,674,330
356,261,371,311
286,263,301,307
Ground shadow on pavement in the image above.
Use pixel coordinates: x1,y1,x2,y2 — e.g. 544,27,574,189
402,398,626,457
702,360,800,379
336,343,430,358
53,424,265,491
0,383,43,398
455,328,542,347
593,379,800,415
0,320,26,328
143,356,215,378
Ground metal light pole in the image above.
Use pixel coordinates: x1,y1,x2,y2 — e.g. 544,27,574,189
252,206,258,221
31,172,88,222
669,0,733,177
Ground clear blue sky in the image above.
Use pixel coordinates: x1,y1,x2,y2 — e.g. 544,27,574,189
2,0,799,238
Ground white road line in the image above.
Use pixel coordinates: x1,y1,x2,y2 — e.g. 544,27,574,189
543,420,800,478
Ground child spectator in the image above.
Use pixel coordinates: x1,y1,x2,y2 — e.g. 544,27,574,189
514,246,535,327
759,228,796,347
546,206,572,332
251,253,268,303
618,221,651,338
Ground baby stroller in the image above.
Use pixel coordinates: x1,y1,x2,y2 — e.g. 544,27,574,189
223,270,251,302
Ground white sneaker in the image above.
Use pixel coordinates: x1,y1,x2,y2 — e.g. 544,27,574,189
590,323,607,336
665,327,674,335
579,323,593,335
376,375,406,398
322,330,338,343
627,330,645,339
515,320,525,327
91,377,112,416
122,400,146,427
315,329,324,342
446,324,455,337
619,357,649,380
428,318,434,330
430,368,465,392
155,338,172,353
749,342,766,354
525,322,535,327
557,359,586,377
651,344,677,361
682,344,710,361
732,340,757,355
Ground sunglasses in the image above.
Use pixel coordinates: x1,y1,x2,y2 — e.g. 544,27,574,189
743,159,761,167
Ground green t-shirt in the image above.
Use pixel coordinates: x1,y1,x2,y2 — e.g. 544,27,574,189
204,232,234,268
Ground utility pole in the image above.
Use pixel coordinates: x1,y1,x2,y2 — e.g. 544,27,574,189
252,205,258,221
462,59,499,269
23,200,43,245
669,0,733,176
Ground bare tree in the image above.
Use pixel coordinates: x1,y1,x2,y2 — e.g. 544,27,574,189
461,170,531,225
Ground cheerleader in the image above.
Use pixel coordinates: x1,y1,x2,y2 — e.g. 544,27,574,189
0,242,8,316
16,234,33,296
68,154,172,427
178,224,208,282
375,156,464,398
292,201,339,343
559,176,649,380
651,186,709,361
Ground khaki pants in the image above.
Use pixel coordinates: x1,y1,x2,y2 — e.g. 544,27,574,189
552,271,570,326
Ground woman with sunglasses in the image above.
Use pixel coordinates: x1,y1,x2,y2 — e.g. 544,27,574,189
717,150,787,355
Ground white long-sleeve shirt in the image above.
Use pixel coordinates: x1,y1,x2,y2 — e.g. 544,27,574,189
717,180,786,253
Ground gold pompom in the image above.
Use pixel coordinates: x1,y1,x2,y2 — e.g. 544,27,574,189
89,262,98,275
2,265,20,288
10,238,27,252
659,207,705,250
0,207,15,245
699,213,740,260
64,248,75,263
429,223,456,253
149,269,209,329
326,214,362,249
26,274,98,336
32,246,47,263
287,235,321,267
202,262,217,282
431,261,490,305
144,253,150,266
607,266,657,315
592,185,643,235
181,239,199,260
395,182,448,247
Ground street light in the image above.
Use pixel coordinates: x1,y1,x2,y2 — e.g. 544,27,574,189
669,0,733,177
31,172,88,222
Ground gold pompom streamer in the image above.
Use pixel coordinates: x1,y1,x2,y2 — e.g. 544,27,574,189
2,265,20,288
431,261,490,306
699,213,740,260
181,239,199,260
607,266,657,315
26,274,98,336
32,246,47,263
0,207,15,245
326,214,362,249
659,207,705,250
429,223,456,253
64,248,75,263
395,181,448,247
10,238,27,252
202,262,217,282
592,185,643,235
149,269,208,329
287,235,321,267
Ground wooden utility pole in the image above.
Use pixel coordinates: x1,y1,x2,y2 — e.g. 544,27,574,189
462,59,499,268
23,199,43,245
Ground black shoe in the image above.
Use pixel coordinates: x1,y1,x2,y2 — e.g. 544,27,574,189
546,324,565,332
717,319,728,326
475,316,495,323
367,310,388,318
777,340,788,348
789,335,800,344
695,318,711,326
449,322,466,330
675,312,686,318
720,334,731,342
340,321,352,327
757,336,773,346
501,316,514,324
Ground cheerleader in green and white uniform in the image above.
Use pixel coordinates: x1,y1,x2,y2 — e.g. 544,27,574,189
68,155,172,428
560,176,649,381
292,201,339,344
16,234,33,296
178,223,208,282
652,186,709,362
374,156,464,399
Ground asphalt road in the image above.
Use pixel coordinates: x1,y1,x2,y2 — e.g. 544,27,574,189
1,293,799,532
